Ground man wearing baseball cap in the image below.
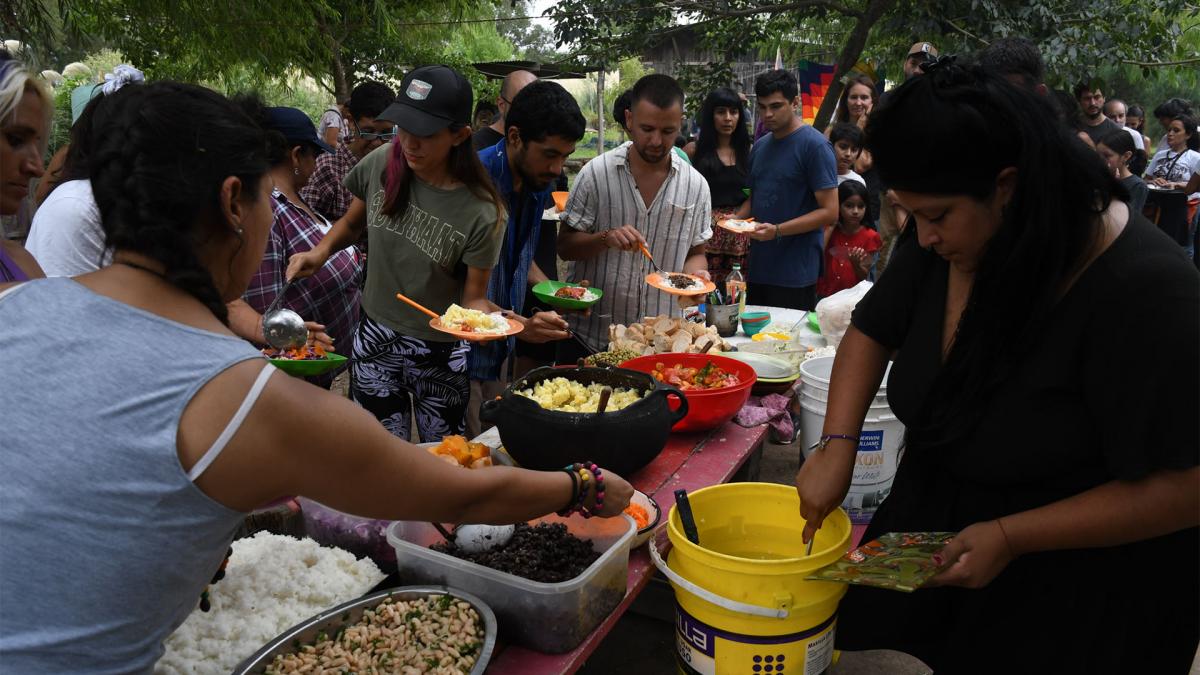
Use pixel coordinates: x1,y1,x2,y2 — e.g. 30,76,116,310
903,41,938,80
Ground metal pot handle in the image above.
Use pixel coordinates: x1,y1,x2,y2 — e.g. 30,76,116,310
658,384,689,425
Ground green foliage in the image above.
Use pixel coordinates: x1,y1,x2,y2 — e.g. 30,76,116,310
676,62,735,118
11,0,516,101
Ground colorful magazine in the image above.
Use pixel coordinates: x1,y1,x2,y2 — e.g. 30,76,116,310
806,532,957,592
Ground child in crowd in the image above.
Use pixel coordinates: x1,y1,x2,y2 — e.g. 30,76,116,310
817,180,880,297
829,123,867,187
1097,130,1149,215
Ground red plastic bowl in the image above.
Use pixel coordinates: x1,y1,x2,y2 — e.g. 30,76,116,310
619,353,757,432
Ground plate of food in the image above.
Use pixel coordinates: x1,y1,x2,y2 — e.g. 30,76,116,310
717,217,757,233
431,303,524,342
261,345,348,377
645,271,716,297
532,280,604,310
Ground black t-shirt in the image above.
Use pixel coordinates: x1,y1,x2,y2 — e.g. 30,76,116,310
837,214,1199,673
472,126,504,151
697,162,748,208
1079,116,1121,146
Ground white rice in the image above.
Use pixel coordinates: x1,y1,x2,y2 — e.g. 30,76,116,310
154,532,386,675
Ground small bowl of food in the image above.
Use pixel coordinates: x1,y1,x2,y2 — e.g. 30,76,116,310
624,490,662,548
532,280,604,311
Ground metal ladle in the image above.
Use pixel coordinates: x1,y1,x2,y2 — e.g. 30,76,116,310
262,277,308,350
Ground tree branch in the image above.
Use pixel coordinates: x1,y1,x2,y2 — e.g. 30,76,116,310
943,17,989,46
1121,57,1200,67
667,0,863,19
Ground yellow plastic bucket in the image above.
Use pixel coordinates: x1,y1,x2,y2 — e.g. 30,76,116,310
649,483,851,675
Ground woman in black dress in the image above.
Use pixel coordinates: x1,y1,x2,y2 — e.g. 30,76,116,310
795,59,1199,673
686,87,751,286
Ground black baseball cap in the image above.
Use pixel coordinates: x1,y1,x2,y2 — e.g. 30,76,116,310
378,65,473,136
265,107,334,154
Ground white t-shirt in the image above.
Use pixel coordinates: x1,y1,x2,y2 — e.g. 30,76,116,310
317,108,346,143
1122,126,1145,151
26,180,110,276
1146,147,1200,200
837,171,866,186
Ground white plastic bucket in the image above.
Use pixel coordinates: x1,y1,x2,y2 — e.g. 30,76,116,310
797,356,904,525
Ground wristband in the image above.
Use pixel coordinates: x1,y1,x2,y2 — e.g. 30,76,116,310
809,434,859,453
774,223,782,240
555,468,582,517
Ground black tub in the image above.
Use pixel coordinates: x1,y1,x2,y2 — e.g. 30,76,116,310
479,366,687,475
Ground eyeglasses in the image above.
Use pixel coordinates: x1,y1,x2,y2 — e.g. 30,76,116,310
352,120,398,143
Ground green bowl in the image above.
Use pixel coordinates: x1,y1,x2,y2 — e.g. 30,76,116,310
807,311,821,334
739,311,771,336
268,351,348,377
531,280,604,311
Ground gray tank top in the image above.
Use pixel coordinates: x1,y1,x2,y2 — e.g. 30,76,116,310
0,278,273,673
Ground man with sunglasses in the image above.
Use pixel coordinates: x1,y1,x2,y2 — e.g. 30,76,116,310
472,69,537,151
301,81,396,221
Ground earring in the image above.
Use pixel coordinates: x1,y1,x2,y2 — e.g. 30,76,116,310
294,167,300,176
236,227,244,235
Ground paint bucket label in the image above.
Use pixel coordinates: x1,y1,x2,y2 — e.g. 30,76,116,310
842,430,900,524
675,604,836,675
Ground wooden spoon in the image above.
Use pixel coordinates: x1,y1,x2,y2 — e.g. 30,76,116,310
395,292,440,320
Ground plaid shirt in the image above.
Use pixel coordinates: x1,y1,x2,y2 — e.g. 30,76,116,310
300,141,359,221
243,189,362,350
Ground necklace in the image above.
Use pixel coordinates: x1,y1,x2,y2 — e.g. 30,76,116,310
115,260,167,278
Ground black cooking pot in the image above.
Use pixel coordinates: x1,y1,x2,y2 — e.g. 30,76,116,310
479,366,688,475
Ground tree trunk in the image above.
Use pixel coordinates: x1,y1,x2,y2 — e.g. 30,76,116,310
317,20,350,101
813,0,898,132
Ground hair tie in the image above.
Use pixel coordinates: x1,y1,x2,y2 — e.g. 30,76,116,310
100,64,145,96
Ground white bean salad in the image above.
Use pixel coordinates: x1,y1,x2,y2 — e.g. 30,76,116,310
265,594,484,674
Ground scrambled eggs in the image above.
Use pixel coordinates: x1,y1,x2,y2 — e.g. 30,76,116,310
516,378,645,413
441,304,508,334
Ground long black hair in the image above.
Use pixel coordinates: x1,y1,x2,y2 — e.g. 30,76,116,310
692,87,751,178
866,58,1120,446
89,82,269,325
1098,129,1148,176
46,89,126,197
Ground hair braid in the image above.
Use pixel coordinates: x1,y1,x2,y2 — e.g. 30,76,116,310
88,82,268,325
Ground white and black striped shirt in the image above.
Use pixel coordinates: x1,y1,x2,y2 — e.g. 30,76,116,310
562,142,712,351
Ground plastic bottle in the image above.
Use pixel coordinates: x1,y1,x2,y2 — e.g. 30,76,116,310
726,264,747,316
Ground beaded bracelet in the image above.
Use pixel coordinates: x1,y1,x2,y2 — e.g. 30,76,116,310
573,462,605,518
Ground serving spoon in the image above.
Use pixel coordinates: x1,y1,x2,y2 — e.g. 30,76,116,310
262,278,308,350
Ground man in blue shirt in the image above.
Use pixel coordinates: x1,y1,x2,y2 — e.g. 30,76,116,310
467,80,586,436
733,69,838,310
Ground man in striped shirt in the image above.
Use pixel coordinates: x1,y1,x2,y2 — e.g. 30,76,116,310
558,74,713,358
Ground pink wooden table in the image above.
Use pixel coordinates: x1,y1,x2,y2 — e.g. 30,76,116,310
485,421,769,674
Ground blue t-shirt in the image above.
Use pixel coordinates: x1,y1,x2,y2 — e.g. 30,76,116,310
745,124,838,287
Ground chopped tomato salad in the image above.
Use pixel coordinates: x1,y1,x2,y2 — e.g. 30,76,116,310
650,361,740,390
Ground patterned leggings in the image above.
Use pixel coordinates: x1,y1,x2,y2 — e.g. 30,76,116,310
350,311,471,442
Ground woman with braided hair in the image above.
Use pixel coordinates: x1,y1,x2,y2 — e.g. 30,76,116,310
795,58,1198,672
0,81,632,672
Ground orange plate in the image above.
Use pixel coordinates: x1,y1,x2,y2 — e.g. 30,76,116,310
429,316,525,342
645,272,717,296
717,218,757,234
551,191,569,211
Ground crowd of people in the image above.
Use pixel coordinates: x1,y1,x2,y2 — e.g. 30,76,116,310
1,31,1197,673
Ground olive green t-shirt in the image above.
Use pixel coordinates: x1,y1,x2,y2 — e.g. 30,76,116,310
344,144,505,341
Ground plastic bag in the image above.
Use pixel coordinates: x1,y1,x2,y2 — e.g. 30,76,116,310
815,280,873,348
